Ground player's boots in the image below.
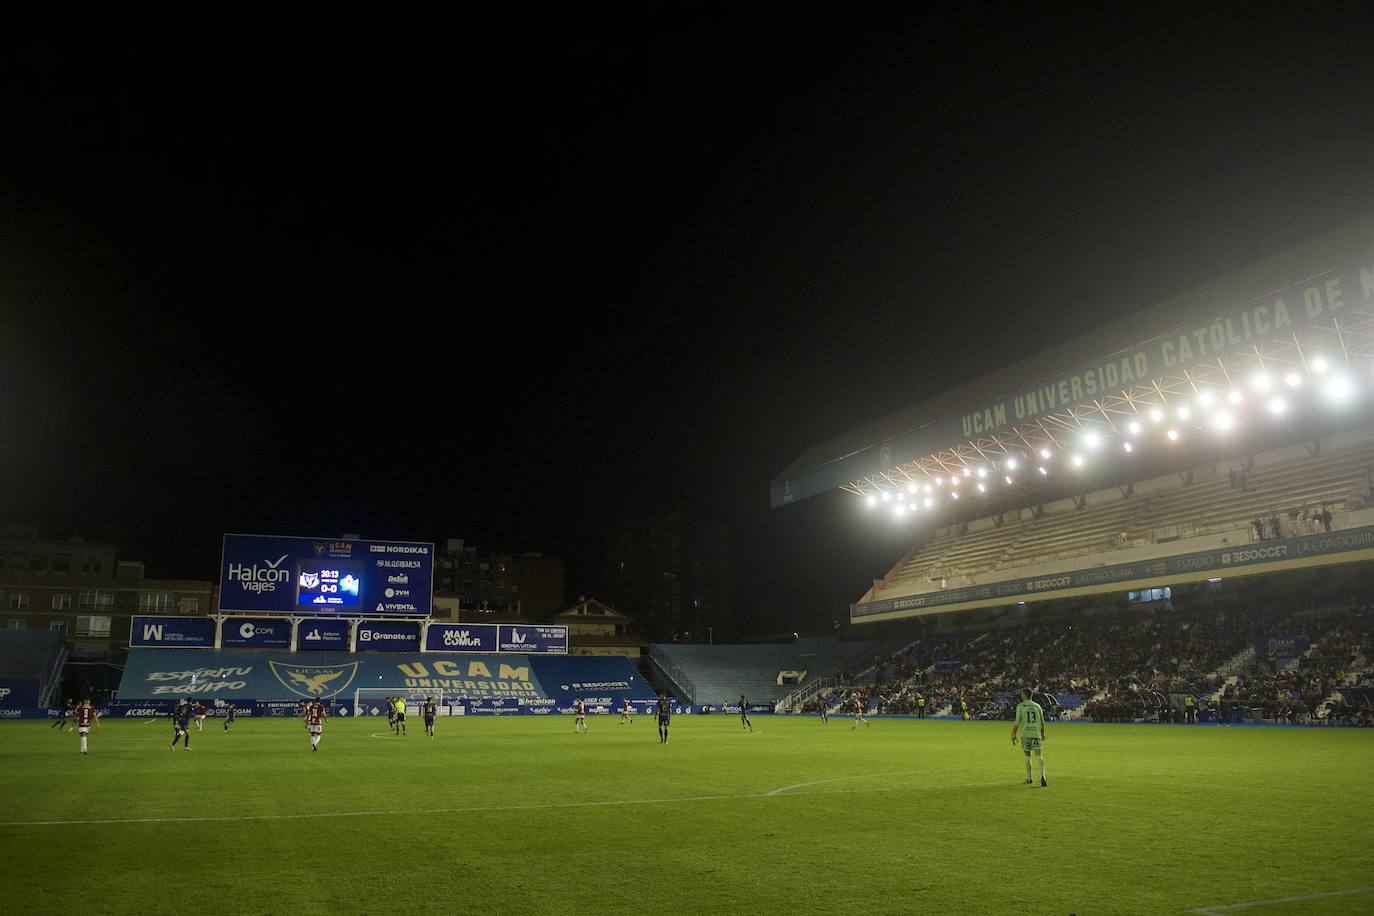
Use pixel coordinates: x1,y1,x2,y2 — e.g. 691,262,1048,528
1040,777,1048,787
1024,778,1033,785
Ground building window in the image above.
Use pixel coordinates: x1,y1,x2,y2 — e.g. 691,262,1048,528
50,621,68,635
76,615,112,638
179,597,199,614
79,589,114,610
6,619,23,629
8,593,28,610
51,555,71,574
139,592,174,611
51,594,72,611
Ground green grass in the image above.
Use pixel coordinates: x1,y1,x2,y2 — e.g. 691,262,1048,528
1,715,1371,915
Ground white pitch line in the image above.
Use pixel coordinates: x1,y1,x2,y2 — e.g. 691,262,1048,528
766,771,912,796
1187,886,1374,914
0,777,999,829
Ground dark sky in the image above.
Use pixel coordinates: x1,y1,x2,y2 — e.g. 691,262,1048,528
2,6,1373,631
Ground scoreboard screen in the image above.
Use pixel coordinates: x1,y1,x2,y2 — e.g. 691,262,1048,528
295,559,364,610
220,534,433,615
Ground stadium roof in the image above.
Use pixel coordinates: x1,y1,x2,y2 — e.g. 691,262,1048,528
772,217,1374,508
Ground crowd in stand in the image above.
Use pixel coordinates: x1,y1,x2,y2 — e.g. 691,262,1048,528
807,589,1372,727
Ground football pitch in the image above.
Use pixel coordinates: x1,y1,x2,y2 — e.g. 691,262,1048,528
1,715,1371,916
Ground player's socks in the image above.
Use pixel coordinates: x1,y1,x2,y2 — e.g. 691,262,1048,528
80,736,87,753
1024,757,1033,780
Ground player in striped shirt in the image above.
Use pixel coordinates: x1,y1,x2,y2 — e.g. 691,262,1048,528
75,699,99,755
1010,688,1048,787
573,697,587,735
307,701,327,751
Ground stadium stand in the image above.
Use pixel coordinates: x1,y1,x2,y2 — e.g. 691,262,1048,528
804,583,1372,726
651,637,902,705
876,435,1374,594
0,628,67,708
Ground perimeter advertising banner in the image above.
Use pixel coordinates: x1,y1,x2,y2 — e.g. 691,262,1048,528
497,624,568,654
424,623,499,653
219,534,434,615
130,616,216,648
220,617,292,649
0,679,40,708
295,618,352,651
355,619,422,652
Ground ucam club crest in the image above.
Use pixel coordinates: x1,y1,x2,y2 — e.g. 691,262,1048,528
268,660,360,699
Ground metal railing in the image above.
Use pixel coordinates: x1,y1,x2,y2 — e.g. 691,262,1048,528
648,646,698,703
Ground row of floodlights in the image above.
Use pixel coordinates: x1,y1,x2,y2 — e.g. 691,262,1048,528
865,360,1367,519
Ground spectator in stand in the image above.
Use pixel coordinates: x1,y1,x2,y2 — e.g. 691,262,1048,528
1228,469,1238,489
1253,518,1265,541
1269,515,1282,541
1321,505,1333,533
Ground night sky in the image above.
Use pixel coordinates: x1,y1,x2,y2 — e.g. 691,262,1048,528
3,7,1373,633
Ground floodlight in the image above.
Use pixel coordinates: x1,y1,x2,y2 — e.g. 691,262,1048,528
1083,431,1101,448
976,483,986,493
1004,475,1013,485
881,491,891,501
924,497,934,508
1267,397,1287,415
1149,408,1163,422
1197,391,1214,407
1326,376,1353,401
1167,428,1179,441
1005,458,1018,470
1071,454,1084,467
1037,466,1048,476
1227,389,1243,405
1251,372,1272,391
951,491,960,500
866,495,876,507
907,482,918,494
1127,421,1141,435
1212,412,1234,432
1284,372,1303,388
1312,357,1329,374
924,484,933,494
976,467,988,479
1176,405,1191,420
1122,442,1133,453
1039,448,1052,460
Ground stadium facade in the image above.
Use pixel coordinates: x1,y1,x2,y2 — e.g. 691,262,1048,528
774,218,1374,624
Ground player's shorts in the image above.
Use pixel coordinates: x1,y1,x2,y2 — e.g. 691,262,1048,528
309,724,322,735
657,714,671,725
575,714,585,721
1020,736,1042,752
424,716,435,726
396,711,406,721
78,726,90,736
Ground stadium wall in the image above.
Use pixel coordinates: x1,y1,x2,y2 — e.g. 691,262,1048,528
113,649,656,706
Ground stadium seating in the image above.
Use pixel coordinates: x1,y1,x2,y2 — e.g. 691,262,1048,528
651,637,901,705
0,629,67,707
829,594,1372,725
881,440,1374,589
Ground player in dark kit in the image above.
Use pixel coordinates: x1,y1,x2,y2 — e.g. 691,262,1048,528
171,699,192,750
739,695,752,731
53,698,74,729
817,696,829,724
223,704,236,731
423,697,437,738
656,692,672,743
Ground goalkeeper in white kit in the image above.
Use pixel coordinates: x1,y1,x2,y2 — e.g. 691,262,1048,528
1009,687,1047,787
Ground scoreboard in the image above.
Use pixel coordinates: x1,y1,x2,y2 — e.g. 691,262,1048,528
219,534,434,616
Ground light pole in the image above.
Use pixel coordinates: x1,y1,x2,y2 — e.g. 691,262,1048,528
708,626,713,645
